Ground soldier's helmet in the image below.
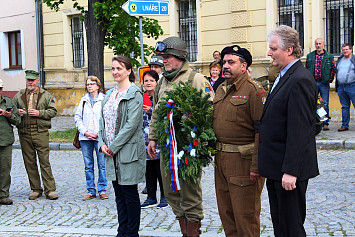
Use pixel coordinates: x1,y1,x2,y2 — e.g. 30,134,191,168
155,36,188,60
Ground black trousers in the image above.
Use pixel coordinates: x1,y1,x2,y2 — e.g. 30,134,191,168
266,179,308,237
112,181,140,237
146,159,164,200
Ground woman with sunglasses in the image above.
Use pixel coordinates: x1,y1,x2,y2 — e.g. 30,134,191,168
74,76,107,201
99,56,145,237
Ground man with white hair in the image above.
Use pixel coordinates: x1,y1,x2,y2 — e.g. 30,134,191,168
258,26,319,236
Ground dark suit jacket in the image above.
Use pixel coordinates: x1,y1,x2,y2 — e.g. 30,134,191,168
258,60,319,181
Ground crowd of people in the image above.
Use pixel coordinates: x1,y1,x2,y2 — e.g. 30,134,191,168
0,25,354,237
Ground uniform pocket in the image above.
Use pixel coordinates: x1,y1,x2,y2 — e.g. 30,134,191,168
230,176,255,187
227,98,248,121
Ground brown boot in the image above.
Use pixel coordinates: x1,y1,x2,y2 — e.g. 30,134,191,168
186,221,201,237
178,218,187,237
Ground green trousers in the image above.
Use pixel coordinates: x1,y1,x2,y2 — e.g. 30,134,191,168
19,128,56,195
0,145,12,201
160,158,203,223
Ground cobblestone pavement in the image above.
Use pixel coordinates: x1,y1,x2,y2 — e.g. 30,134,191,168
0,149,354,236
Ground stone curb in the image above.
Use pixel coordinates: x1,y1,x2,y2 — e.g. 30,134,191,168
13,140,355,150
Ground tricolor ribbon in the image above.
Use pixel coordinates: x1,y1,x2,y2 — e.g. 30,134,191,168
166,99,180,192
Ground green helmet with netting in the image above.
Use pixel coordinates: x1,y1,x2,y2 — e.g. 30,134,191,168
155,36,188,59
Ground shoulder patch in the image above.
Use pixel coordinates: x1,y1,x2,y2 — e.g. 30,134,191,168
256,90,266,96
205,82,212,92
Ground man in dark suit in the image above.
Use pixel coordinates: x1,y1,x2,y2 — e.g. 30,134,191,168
258,25,319,237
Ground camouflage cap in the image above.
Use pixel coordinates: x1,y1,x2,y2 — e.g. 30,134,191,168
0,79,3,87
149,56,164,67
25,70,40,80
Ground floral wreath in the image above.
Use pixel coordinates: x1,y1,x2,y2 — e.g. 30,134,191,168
154,81,216,190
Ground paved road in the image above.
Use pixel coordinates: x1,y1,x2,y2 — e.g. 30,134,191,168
0,149,354,236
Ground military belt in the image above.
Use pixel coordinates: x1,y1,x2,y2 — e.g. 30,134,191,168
216,142,240,153
28,125,38,128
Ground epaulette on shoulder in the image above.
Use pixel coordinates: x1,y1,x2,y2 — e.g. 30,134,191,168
247,77,264,90
247,78,266,95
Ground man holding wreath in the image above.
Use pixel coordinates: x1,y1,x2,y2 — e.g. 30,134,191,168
147,36,214,237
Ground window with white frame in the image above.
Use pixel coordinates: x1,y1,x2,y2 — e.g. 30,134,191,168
325,0,354,54
8,31,22,69
178,0,197,62
71,17,85,68
278,0,304,49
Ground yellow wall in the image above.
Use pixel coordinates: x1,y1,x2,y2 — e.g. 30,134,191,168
42,0,354,121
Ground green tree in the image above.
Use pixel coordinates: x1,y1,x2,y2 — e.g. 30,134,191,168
43,0,163,89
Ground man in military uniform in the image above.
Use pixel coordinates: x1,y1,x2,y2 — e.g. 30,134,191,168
13,70,58,200
213,45,266,236
0,79,20,205
147,36,214,237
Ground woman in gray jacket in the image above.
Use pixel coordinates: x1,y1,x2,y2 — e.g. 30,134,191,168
98,56,145,237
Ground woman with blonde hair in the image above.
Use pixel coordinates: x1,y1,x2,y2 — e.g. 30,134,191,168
75,76,107,201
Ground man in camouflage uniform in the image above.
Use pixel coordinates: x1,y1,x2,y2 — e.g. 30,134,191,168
213,45,266,236
147,36,214,237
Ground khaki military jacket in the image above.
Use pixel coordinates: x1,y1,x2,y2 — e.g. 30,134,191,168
13,87,57,133
148,61,215,141
213,72,266,173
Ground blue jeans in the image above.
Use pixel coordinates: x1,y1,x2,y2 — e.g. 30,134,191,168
80,140,107,195
337,82,355,128
317,81,330,126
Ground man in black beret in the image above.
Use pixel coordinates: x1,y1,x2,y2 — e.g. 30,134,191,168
213,45,267,236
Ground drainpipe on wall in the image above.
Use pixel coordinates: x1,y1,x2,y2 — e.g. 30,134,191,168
35,0,45,89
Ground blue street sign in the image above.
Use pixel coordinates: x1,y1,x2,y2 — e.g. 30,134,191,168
122,0,169,16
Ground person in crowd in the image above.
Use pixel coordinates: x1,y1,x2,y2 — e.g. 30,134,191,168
13,70,58,200
149,56,164,79
141,56,164,195
98,56,145,237
258,25,319,237
213,45,266,236
0,79,20,205
211,50,223,77
335,43,355,132
208,62,224,92
306,38,336,131
140,70,168,209
75,76,107,201
147,36,214,237
213,50,221,63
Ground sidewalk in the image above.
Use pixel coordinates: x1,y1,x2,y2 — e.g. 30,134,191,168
13,116,355,150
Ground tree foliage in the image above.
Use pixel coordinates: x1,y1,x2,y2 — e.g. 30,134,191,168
43,0,163,67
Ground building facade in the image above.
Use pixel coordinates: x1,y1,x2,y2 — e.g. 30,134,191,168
42,0,354,119
0,0,41,98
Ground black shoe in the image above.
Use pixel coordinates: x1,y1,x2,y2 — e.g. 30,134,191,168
0,198,13,205
142,187,147,194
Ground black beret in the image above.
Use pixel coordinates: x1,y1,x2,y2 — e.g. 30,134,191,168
221,45,252,67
